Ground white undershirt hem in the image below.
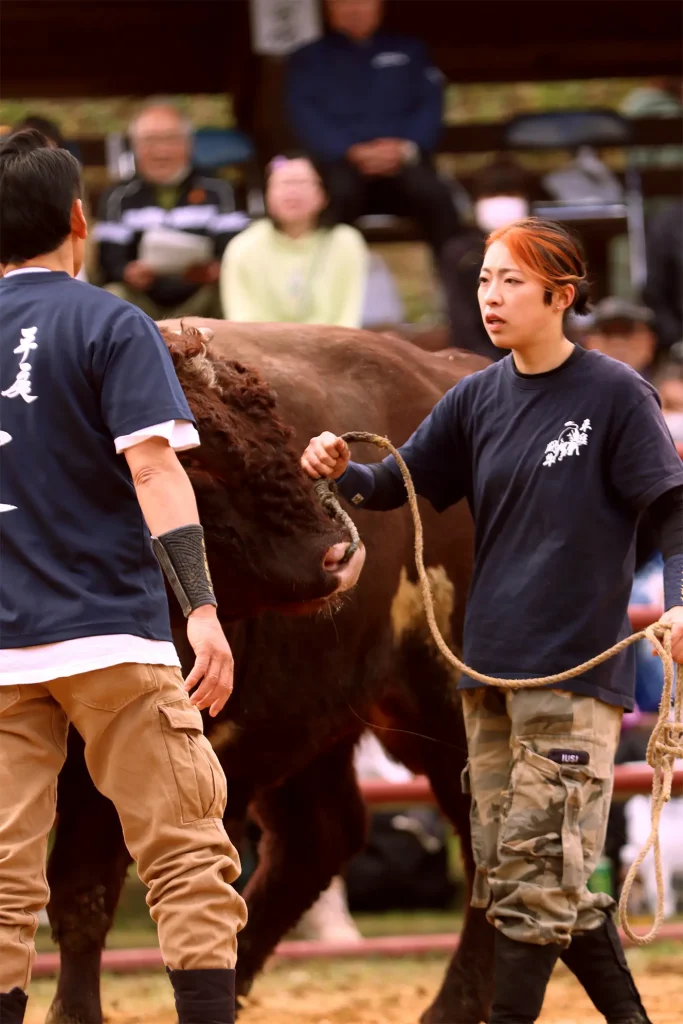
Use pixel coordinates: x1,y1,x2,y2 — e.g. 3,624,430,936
0,637,180,686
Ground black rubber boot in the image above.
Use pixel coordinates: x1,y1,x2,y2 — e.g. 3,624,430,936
0,988,28,1024
167,968,236,1024
489,930,562,1024
560,915,652,1023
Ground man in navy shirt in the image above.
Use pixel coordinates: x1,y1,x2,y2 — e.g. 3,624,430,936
0,131,244,1023
287,0,461,259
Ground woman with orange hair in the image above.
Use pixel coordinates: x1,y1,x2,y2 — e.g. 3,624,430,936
301,218,683,1023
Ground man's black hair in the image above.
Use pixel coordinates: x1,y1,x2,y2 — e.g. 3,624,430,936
0,129,82,264
12,115,65,149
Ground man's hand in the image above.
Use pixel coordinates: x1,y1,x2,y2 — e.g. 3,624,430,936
658,606,683,664
184,260,220,286
371,138,406,175
347,139,406,177
184,605,235,716
347,142,375,169
301,431,350,480
123,260,156,291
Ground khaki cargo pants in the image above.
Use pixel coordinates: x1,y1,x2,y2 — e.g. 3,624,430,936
0,663,247,991
462,687,623,948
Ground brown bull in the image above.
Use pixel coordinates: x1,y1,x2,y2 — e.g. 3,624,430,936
44,322,494,1024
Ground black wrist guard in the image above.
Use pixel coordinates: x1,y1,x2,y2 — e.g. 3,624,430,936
151,524,217,618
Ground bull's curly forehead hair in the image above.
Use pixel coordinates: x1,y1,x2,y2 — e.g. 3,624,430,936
485,217,591,315
160,326,333,536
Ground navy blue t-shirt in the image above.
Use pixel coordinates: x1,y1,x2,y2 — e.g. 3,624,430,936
0,271,194,647
338,346,683,709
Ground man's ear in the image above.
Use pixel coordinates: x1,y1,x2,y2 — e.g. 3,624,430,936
70,198,88,240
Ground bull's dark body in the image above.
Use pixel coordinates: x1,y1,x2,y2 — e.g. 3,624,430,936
45,322,494,1024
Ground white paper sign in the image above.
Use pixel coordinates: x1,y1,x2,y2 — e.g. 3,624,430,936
249,0,322,56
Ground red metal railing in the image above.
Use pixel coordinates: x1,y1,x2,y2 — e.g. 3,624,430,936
30,919,683,977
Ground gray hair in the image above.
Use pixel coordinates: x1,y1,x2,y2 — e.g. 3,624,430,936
128,98,193,139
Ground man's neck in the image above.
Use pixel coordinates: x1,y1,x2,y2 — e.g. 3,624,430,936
4,250,75,277
150,165,191,189
339,31,375,46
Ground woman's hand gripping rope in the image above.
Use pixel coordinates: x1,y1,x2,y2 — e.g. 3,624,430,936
315,431,683,944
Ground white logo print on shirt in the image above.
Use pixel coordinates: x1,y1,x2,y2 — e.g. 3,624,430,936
543,419,592,467
1,326,39,403
372,52,410,68
1,326,39,513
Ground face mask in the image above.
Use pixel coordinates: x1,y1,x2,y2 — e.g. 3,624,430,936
663,412,683,441
475,196,529,233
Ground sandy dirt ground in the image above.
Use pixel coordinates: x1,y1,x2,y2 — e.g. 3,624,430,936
25,951,683,1024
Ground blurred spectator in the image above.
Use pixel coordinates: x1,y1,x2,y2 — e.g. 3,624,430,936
581,297,658,377
287,0,461,261
11,115,65,149
221,154,368,327
96,100,241,319
440,158,539,358
620,77,683,169
652,361,683,441
644,200,683,353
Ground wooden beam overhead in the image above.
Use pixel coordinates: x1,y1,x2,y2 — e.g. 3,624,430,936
1,0,681,99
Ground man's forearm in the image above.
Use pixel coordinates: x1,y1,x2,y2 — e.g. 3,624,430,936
134,462,218,616
133,460,200,536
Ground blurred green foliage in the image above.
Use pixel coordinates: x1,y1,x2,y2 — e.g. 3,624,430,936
0,79,646,137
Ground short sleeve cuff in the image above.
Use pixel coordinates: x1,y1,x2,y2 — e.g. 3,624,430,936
114,419,200,454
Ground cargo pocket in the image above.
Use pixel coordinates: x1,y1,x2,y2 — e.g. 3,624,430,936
461,760,491,908
159,702,227,824
498,741,611,895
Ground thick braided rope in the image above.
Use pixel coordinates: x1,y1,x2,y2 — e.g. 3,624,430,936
319,430,683,944
618,625,683,942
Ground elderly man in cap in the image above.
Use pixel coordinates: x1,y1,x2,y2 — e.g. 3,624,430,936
582,297,658,378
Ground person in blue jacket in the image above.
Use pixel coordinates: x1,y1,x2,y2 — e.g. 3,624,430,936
286,0,461,259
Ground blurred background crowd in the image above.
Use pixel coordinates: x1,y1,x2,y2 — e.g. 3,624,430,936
2,0,682,945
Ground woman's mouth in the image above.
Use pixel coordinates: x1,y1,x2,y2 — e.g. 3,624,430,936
485,314,506,332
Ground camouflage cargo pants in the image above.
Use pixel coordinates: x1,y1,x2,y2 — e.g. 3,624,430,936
462,687,623,947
